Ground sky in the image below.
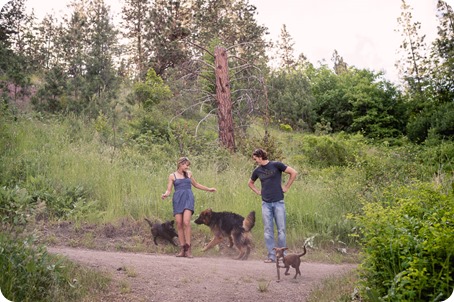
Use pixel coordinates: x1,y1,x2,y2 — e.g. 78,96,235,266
1,0,452,83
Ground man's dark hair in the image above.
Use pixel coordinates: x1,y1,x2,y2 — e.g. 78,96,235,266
252,148,268,160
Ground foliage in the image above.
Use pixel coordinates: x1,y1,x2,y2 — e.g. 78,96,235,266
295,134,357,168
0,185,32,229
407,102,454,144
268,67,316,130
0,234,109,302
32,65,67,113
308,65,407,139
352,182,454,301
133,68,172,110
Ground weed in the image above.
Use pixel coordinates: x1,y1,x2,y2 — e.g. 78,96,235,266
257,279,271,292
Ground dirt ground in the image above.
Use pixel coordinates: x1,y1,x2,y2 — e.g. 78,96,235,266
32,219,357,301
47,246,357,302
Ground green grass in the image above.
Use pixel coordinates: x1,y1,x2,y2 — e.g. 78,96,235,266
1,112,453,302
1,114,447,246
306,269,359,302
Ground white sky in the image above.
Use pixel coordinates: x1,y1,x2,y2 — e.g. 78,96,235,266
1,0,452,83
249,0,445,83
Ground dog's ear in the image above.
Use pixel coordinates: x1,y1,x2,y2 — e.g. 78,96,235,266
283,247,289,251
170,220,174,225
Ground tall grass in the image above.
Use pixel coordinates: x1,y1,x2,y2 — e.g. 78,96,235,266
1,114,449,249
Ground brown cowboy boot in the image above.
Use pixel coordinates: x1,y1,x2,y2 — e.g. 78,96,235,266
176,245,186,257
184,243,193,258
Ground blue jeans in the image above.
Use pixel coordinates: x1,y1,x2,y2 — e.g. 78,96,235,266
262,200,286,261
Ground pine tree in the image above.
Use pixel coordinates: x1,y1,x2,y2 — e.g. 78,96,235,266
276,24,295,70
396,0,430,94
121,0,150,79
431,0,454,104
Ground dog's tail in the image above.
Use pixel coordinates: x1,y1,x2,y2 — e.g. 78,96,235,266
298,245,307,258
243,211,256,232
144,217,154,227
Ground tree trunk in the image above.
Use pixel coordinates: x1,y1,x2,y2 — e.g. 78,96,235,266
214,46,235,152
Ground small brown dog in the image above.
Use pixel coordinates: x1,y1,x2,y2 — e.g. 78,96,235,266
273,246,307,279
144,218,178,246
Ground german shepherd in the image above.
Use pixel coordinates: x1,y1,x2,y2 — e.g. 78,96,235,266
144,218,178,246
194,208,255,260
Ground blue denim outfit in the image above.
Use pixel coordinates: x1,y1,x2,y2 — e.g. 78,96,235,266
262,200,286,261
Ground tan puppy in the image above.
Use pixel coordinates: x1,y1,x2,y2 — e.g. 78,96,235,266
273,246,307,279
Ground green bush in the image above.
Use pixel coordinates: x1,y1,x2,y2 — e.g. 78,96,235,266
0,234,110,302
352,182,453,301
297,135,356,168
1,235,67,302
0,185,33,228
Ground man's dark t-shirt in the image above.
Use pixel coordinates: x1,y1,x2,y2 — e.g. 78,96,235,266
251,161,288,203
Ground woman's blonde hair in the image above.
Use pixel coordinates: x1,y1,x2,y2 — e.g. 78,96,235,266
177,157,190,178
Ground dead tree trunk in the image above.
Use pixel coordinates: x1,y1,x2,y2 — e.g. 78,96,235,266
214,46,235,152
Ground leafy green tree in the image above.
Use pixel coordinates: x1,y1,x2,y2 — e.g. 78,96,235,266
133,68,172,111
399,0,454,143
267,67,315,131
308,64,352,132
309,65,406,138
343,69,406,139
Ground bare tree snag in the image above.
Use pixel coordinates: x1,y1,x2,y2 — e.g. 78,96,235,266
214,46,235,152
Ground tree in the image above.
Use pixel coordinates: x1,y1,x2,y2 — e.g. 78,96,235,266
309,65,406,138
267,67,315,131
121,0,150,79
276,24,295,70
84,0,120,101
214,46,235,151
32,65,67,112
331,49,348,75
133,68,172,110
146,0,191,77
398,0,454,143
0,0,29,102
431,0,454,104
344,69,406,139
308,65,352,132
396,0,430,94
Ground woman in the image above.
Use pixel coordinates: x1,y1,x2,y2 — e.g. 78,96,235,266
161,157,216,258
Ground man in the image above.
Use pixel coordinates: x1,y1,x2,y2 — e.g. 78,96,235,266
248,148,298,263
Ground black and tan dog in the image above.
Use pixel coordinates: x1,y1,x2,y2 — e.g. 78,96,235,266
194,208,255,260
144,218,178,246
273,246,307,279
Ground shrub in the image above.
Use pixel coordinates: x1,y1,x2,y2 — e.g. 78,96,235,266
0,234,110,301
1,235,67,302
297,135,356,168
352,182,453,301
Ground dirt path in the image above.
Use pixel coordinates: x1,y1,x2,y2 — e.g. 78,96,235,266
48,246,357,302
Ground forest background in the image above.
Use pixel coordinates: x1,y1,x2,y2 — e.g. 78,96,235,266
0,0,453,301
